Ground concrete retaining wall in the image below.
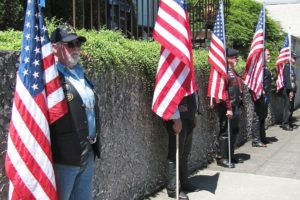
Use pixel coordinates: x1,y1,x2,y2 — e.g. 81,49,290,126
0,51,284,200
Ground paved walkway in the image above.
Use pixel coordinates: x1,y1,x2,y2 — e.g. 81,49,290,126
146,109,300,200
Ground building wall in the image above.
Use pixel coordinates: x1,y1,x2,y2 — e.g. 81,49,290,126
292,36,300,108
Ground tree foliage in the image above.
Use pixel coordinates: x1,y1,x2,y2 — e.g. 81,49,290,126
226,0,284,57
225,0,285,72
0,0,25,30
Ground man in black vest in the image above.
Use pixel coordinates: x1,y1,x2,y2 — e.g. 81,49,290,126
282,52,298,131
50,24,100,200
164,92,199,200
216,47,243,168
252,49,272,147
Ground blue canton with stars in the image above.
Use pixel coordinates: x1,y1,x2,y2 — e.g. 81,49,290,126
282,35,289,49
19,0,50,97
212,4,225,43
175,0,187,10
255,8,265,32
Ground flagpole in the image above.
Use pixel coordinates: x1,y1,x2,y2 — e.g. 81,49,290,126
176,134,179,200
288,30,292,90
220,0,232,168
262,6,266,93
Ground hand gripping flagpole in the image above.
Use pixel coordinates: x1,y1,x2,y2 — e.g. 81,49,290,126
176,134,179,200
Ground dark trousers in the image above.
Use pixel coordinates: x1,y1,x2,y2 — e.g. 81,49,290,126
282,89,295,125
217,104,239,160
252,98,268,143
164,119,194,192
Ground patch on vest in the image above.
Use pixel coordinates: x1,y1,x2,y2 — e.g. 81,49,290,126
66,93,74,102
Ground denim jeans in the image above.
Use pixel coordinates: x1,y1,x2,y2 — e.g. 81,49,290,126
54,152,94,200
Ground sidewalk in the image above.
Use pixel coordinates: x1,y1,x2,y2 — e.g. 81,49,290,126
146,109,300,200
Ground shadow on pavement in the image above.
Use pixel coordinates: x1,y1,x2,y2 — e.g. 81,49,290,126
235,153,250,162
188,172,219,194
266,136,279,143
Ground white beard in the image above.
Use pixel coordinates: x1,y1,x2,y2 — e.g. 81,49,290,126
68,53,80,67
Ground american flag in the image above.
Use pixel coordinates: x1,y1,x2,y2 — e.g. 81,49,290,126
5,0,67,199
152,0,196,120
207,1,227,102
276,34,290,90
243,8,265,100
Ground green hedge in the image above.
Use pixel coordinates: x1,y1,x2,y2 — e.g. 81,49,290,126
0,24,211,92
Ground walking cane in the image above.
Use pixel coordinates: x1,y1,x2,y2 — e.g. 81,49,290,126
176,134,179,200
227,119,232,168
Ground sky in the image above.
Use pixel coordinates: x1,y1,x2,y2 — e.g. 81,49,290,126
259,0,300,4
265,4,300,37
255,0,300,37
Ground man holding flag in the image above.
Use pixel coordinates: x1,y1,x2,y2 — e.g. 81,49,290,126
49,24,101,200
152,0,198,199
251,49,272,147
281,52,298,131
276,34,298,131
242,7,271,147
207,1,243,168
5,0,68,199
5,0,100,199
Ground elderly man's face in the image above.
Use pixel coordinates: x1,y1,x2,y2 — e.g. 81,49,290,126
53,40,82,68
227,56,238,67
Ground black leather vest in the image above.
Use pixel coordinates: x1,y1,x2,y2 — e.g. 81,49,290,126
263,68,272,97
227,68,242,106
283,64,297,91
50,75,100,166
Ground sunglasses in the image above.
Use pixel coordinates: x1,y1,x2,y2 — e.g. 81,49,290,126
63,40,83,48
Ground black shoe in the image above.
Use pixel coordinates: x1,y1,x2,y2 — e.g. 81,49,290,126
289,124,298,129
167,191,189,200
252,142,267,147
217,158,235,168
182,182,200,192
282,125,293,131
231,157,244,163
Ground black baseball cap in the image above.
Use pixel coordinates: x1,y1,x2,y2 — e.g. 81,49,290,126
50,24,86,43
226,47,239,57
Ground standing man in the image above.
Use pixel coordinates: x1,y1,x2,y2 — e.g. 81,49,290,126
252,49,272,146
50,24,100,200
151,0,198,199
216,47,243,168
282,52,298,131
164,93,199,199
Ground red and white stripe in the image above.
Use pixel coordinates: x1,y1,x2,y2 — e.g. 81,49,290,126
276,63,285,91
243,28,264,100
42,43,68,123
152,0,196,120
207,33,227,101
6,39,66,200
275,43,290,91
276,47,290,66
6,74,60,200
